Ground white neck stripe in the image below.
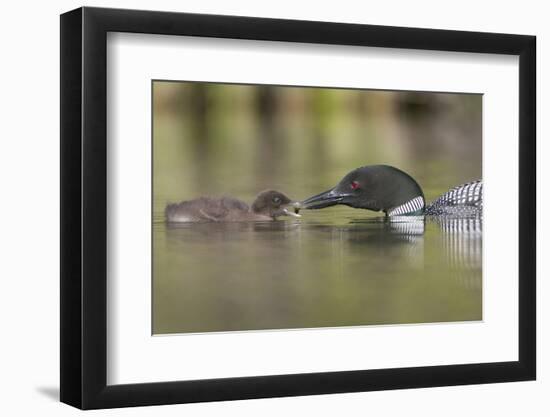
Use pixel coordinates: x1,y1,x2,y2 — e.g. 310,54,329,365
388,196,425,216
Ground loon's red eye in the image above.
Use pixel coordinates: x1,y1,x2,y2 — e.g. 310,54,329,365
351,181,360,190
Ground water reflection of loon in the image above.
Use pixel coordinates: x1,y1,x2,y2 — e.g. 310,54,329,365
298,165,482,217
326,216,482,290
429,216,482,290
164,215,481,290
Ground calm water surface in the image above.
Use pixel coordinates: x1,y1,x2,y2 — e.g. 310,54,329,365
153,209,482,334
152,83,482,334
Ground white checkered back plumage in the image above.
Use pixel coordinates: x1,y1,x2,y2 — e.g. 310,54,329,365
425,180,482,216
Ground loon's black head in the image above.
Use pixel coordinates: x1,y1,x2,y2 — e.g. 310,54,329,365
251,190,302,219
298,165,425,215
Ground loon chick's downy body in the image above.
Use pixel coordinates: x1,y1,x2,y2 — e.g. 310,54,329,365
165,190,301,223
298,165,482,217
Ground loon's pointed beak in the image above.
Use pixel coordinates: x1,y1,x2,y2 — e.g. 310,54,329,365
297,189,351,210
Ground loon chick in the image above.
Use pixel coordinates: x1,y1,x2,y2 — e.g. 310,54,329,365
298,165,482,217
165,190,301,222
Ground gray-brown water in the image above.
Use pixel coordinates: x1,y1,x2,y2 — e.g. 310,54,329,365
152,81,482,334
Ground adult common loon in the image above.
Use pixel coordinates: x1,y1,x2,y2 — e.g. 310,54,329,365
165,190,301,222
297,165,482,217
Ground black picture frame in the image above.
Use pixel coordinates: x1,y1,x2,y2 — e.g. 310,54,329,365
60,6,536,410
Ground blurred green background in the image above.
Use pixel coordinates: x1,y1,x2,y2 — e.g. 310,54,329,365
152,81,482,334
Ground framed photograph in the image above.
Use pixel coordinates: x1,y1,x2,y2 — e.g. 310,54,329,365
60,6,536,409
